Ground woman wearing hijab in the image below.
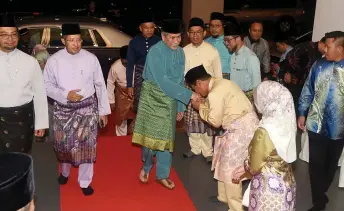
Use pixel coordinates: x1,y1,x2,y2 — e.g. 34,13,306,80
232,81,297,211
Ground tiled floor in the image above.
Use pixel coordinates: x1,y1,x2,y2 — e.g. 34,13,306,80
32,132,344,211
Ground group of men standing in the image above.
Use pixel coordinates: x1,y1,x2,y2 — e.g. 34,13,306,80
0,14,110,199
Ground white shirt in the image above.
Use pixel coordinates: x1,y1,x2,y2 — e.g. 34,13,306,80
0,48,49,130
107,59,127,104
183,41,223,78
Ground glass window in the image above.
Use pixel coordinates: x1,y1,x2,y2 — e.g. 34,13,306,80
49,28,63,46
93,30,106,47
19,28,44,48
49,28,95,47
80,29,95,46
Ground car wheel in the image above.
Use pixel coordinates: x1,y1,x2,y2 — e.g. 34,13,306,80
277,16,295,33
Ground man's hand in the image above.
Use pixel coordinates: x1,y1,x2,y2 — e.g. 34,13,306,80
99,115,108,128
191,92,201,101
231,166,246,184
176,112,184,121
67,89,84,102
191,99,201,110
34,129,45,137
110,103,115,110
128,87,134,98
298,116,306,131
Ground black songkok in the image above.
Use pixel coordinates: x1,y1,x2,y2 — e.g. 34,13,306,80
185,65,209,85
62,23,81,36
325,31,344,38
210,12,225,21
162,19,183,34
120,45,128,59
0,153,35,211
189,17,205,29
139,14,154,25
275,32,290,44
0,14,16,27
224,22,241,36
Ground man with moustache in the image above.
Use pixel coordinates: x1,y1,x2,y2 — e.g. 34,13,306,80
224,22,261,102
206,12,232,79
298,31,344,211
126,15,161,112
182,17,222,162
132,19,200,190
243,21,270,74
0,14,48,154
44,23,110,196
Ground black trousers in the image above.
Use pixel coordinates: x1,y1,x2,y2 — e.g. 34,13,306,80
308,130,344,207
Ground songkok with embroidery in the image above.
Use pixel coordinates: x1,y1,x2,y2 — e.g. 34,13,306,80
0,153,35,211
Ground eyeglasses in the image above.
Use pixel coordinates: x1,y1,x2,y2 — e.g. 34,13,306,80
209,24,223,29
188,31,203,36
0,34,18,40
224,36,239,44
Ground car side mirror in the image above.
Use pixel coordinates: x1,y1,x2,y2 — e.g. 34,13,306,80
19,28,28,36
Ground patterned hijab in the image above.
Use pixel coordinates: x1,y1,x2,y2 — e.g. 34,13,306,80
253,81,297,163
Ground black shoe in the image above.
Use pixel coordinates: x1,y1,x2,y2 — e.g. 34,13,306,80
58,174,68,185
307,205,326,211
183,151,196,158
208,196,225,203
81,186,94,196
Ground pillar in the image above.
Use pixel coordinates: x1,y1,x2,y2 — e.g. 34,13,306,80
182,0,224,46
176,0,224,131
312,0,344,41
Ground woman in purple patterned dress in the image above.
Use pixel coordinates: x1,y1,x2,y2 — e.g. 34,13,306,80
233,81,297,211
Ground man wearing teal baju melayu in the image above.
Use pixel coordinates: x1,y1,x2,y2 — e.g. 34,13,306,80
132,19,199,190
206,12,232,79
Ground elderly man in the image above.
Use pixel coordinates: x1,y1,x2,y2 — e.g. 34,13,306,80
183,17,222,162
0,153,35,211
185,65,259,211
132,19,200,190
44,23,110,196
224,22,261,102
0,14,48,154
205,12,232,79
126,15,161,112
243,21,270,74
298,31,344,211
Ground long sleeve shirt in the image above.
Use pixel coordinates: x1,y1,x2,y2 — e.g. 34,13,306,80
107,59,127,104
143,41,192,112
126,34,161,88
298,58,344,140
199,78,253,128
243,36,270,73
230,45,261,92
44,48,111,116
0,49,49,130
205,35,232,73
183,41,223,78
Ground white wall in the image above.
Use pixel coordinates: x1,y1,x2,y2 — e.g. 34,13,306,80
312,0,344,41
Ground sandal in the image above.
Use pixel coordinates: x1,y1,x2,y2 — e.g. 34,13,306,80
139,169,149,184
156,178,175,190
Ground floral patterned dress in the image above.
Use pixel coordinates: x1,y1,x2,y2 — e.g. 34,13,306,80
245,128,296,211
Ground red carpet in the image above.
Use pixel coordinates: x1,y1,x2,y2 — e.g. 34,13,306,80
59,116,196,211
